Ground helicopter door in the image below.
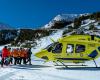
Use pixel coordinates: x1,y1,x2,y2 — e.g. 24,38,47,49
75,44,85,57
52,43,62,58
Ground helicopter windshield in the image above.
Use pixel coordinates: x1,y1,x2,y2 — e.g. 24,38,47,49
45,42,58,52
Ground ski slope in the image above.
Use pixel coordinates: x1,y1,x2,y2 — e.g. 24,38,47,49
0,30,100,80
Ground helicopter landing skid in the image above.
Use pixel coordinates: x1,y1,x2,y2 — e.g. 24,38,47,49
54,64,87,66
59,61,68,68
53,59,99,68
53,61,59,66
93,59,98,68
54,61,68,68
53,61,68,68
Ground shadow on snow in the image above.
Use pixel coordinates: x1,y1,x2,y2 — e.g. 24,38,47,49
56,67,100,71
10,64,51,70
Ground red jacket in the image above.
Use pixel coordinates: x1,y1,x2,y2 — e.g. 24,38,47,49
2,48,9,58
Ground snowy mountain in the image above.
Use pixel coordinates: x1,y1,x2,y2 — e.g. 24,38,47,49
0,22,13,30
44,14,77,29
0,12,100,46
43,14,88,29
53,14,79,21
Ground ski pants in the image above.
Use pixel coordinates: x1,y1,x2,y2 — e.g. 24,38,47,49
26,57,31,65
1,57,8,67
14,57,19,65
19,57,26,64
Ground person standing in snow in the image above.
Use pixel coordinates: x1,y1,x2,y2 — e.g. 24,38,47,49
23,48,27,64
12,48,19,65
8,48,13,64
18,48,26,65
26,48,32,65
1,46,9,67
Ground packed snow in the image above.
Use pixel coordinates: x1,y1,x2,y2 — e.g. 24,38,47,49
0,57,100,80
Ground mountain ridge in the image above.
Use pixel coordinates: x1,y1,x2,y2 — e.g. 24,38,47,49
43,13,89,29
0,22,14,30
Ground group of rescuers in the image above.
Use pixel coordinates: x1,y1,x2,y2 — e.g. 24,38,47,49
1,46,32,67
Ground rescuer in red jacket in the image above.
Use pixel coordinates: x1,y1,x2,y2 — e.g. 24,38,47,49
1,46,9,67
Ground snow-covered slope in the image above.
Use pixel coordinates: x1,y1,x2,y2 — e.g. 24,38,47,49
43,13,89,29
31,29,64,54
43,14,80,29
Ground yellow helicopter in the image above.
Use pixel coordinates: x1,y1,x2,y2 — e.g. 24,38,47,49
35,35,100,67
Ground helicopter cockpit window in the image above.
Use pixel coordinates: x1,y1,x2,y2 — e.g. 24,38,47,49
75,44,85,53
66,44,74,53
52,43,62,53
45,42,58,52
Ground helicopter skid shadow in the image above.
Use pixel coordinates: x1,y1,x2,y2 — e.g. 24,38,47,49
10,64,51,70
56,67,100,71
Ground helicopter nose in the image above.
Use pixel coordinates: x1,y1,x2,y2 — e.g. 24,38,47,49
35,52,48,60
35,50,49,60
35,52,42,58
